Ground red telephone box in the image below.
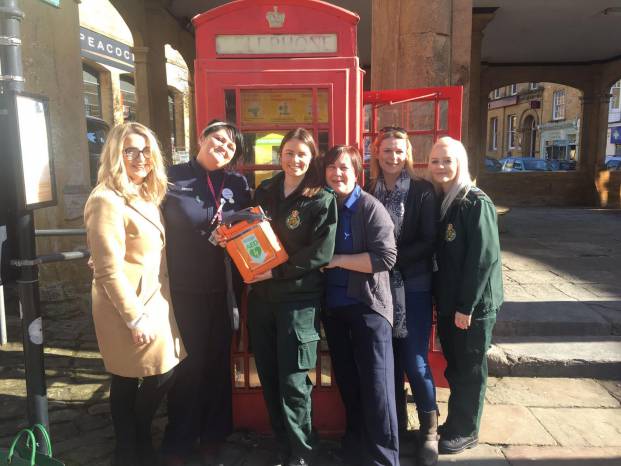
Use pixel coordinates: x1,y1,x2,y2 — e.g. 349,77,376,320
193,0,362,435
193,0,462,436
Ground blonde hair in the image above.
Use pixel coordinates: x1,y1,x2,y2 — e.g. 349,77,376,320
428,136,473,219
368,128,416,192
96,122,168,205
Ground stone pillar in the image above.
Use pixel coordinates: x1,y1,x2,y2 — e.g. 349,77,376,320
132,46,151,126
580,91,611,173
110,71,124,125
132,43,172,159
468,11,496,179
98,68,115,125
371,0,477,87
580,87,611,206
371,0,473,131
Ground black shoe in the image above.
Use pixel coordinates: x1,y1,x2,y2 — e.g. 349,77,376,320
438,435,478,454
287,456,309,466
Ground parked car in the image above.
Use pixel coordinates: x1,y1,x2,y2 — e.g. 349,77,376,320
605,159,621,170
500,157,549,172
605,155,621,170
484,156,502,172
546,159,577,171
87,116,110,187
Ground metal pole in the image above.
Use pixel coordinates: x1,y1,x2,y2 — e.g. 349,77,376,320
0,0,49,433
0,225,7,346
35,228,86,237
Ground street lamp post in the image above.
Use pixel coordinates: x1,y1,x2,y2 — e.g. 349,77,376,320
0,0,50,435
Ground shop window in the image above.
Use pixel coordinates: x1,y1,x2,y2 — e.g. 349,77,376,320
168,93,176,148
510,84,518,96
489,117,498,150
507,114,517,149
493,88,501,99
120,75,136,122
530,82,539,90
82,65,102,118
609,80,620,122
552,90,565,121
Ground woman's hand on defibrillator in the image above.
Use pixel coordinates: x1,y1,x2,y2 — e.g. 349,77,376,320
245,269,272,284
209,230,228,248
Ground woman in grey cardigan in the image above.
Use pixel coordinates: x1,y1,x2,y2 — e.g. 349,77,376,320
322,145,400,466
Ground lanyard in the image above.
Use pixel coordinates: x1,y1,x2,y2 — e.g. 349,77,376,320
207,173,226,225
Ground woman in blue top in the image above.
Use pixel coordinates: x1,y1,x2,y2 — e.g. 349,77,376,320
369,127,439,466
322,145,399,466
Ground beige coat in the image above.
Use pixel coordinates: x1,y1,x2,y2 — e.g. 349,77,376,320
84,186,186,377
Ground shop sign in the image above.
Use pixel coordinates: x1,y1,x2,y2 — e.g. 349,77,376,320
216,34,337,55
80,27,134,72
240,89,328,125
488,95,518,109
611,127,621,144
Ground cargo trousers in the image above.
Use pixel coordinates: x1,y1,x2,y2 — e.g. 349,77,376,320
247,291,321,459
437,314,496,437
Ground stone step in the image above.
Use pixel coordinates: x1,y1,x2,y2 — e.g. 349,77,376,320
493,301,621,337
488,336,621,379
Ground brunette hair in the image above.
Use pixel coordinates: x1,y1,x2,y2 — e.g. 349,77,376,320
200,119,245,166
96,122,167,205
278,128,323,197
368,126,416,192
322,145,363,180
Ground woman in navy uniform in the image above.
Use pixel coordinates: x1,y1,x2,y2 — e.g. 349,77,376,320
161,120,251,465
368,127,439,465
427,137,503,455
248,128,337,466
322,145,399,466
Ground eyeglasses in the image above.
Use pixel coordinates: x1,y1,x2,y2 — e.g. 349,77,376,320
123,146,152,160
379,125,407,134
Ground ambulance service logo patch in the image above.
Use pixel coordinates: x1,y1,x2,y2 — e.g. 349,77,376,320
446,223,457,242
286,210,301,230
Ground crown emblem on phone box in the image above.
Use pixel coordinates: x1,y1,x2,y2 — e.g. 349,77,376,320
266,6,285,28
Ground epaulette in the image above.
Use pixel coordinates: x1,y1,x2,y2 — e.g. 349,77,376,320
468,186,487,199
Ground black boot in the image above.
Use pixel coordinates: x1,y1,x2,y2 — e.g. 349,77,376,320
417,410,438,466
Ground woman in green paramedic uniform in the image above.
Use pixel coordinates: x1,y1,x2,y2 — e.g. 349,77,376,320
427,137,503,456
247,128,337,466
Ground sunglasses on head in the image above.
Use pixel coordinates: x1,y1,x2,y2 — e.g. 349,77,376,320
379,125,407,134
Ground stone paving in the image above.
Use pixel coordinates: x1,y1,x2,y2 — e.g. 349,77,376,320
1,207,621,465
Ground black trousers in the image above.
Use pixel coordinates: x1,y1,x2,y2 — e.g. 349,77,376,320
323,304,400,466
162,291,233,457
110,368,175,463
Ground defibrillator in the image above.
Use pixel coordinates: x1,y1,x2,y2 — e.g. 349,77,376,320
212,206,288,283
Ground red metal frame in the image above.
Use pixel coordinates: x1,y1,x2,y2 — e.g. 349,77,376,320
362,85,464,389
363,86,463,168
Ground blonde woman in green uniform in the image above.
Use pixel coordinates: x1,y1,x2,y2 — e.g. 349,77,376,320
247,128,338,466
427,137,503,455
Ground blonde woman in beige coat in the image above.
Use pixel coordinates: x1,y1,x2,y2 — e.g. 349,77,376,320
84,122,186,466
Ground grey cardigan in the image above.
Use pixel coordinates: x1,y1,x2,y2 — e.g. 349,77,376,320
344,190,397,325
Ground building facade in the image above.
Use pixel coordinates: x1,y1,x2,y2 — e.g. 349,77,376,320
486,82,582,163
606,79,621,159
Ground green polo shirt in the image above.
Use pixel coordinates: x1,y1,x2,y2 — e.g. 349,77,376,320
433,187,504,317
252,172,337,303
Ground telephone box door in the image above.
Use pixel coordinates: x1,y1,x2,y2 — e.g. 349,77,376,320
363,85,464,388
